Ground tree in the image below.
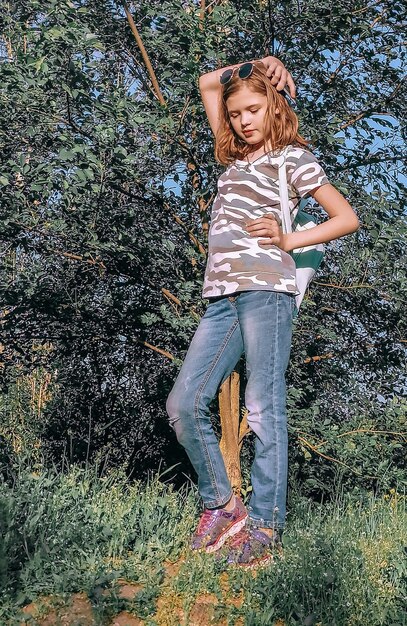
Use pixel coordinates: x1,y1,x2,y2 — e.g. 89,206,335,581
0,0,405,497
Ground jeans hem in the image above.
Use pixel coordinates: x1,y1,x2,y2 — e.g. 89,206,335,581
248,513,285,530
203,489,234,510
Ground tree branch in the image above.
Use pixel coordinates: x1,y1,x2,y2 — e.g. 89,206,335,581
122,2,166,106
47,248,106,269
199,0,205,27
303,353,334,364
338,428,407,442
135,339,174,360
297,436,377,479
336,153,404,171
108,181,207,256
298,428,407,449
313,281,376,290
339,78,406,130
64,94,93,140
161,288,181,306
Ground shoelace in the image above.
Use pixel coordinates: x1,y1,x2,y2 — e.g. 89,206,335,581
196,508,222,534
229,528,251,547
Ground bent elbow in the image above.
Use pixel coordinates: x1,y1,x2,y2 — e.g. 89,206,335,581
198,73,210,93
344,208,360,235
351,214,361,233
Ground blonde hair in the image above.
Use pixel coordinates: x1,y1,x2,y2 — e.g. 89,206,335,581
215,62,308,165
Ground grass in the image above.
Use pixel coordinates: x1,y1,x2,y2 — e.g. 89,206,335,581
0,466,406,626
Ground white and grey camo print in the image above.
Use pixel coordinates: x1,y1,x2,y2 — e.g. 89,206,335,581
202,146,329,298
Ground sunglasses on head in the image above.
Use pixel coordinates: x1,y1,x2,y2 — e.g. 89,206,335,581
219,63,295,103
219,62,254,85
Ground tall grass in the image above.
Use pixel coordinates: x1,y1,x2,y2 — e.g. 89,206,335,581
0,466,405,625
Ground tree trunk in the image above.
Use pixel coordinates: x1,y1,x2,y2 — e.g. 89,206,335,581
219,369,250,495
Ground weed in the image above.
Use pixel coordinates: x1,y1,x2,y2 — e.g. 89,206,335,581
0,469,406,625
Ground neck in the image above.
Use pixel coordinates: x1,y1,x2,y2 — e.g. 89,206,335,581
248,141,265,156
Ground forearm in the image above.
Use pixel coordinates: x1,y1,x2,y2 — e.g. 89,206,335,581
249,184,360,251
199,56,293,95
284,214,360,252
199,58,260,92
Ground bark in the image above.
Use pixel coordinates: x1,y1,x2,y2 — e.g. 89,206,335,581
219,369,251,494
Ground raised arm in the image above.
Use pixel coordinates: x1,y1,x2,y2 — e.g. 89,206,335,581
198,56,296,136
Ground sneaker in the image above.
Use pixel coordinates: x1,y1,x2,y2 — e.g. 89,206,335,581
225,524,282,568
191,496,247,553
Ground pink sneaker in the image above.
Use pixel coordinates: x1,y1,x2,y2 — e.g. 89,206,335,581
191,496,247,553
225,524,282,568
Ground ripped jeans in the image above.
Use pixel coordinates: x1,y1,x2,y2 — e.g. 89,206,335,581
166,290,295,530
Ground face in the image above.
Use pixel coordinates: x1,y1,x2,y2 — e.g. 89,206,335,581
226,84,269,146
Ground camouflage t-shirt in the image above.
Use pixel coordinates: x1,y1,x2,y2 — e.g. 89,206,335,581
202,146,329,298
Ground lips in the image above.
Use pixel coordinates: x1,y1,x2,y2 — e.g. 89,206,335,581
243,130,255,137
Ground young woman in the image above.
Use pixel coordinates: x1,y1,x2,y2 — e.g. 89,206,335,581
166,56,359,568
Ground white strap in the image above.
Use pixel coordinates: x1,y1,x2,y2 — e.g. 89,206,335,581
275,149,292,234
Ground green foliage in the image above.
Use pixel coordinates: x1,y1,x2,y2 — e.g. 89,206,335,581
285,390,407,500
238,492,407,626
0,0,405,498
0,468,406,625
0,466,197,602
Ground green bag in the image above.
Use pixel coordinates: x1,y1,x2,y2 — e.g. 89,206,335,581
291,204,324,309
277,153,324,310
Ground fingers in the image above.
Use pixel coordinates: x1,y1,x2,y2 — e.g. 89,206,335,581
246,220,278,230
246,222,280,239
285,72,296,99
262,56,281,71
269,64,283,87
276,69,288,93
246,215,279,232
258,237,280,247
245,214,282,247
265,60,280,78
264,60,296,99
247,225,278,237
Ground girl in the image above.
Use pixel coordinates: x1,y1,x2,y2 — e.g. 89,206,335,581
166,56,359,568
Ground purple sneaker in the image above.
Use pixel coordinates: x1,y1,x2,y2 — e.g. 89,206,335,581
226,524,282,568
191,496,247,553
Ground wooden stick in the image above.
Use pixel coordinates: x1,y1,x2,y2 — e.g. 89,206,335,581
136,339,174,360
122,2,166,106
304,353,334,364
161,288,181,306
50,248,106,269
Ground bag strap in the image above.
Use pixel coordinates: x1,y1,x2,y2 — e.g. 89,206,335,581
275,147,292,235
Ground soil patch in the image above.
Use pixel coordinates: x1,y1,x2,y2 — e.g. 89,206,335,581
109,611,144,625
21,592,94,626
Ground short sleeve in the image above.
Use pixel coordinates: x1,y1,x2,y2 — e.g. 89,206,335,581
287,149,329,198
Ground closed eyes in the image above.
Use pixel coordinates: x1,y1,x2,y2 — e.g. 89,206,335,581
229,108,260,118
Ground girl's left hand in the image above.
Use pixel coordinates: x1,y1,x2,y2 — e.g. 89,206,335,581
246,214,289,251
260,56,296,99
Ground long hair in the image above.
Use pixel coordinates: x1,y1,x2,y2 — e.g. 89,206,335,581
215,62,308,165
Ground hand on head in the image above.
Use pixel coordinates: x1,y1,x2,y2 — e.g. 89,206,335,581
260,56,296,99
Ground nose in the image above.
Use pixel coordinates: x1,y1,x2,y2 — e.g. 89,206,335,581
241,111,252,127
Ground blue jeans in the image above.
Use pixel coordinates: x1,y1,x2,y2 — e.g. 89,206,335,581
166,290,295,529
